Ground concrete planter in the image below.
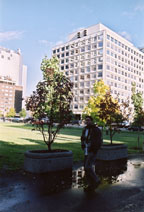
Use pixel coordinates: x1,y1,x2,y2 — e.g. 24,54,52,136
24,150,73,173
96,144,128,161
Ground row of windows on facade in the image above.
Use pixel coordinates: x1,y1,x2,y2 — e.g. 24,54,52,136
73,104,84,109
0,93,13,96
72,98,129,109
0,84,14,88
1,89,13,93
0,54,13,60
106,56,144,70
69,74,96,81
61,65,99,73
74,96,90,102
65,70,102,79
106,46,144,65
107,51,143,71
53,34,104,53
108,80,144,91
107,34,144,59
0,96,13,101
53,42,103,55
107,80,144,92
61,64,103,70
73,78,102,88
54,47,103,58
107,65,143,77
0,102,13,107
106,71,143,84
60,55,103,64
73,88,92,95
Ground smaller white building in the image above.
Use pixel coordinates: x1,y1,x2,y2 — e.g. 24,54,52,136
0,47,27,114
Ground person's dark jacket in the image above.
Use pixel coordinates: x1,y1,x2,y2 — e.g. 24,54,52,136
81,124,102,153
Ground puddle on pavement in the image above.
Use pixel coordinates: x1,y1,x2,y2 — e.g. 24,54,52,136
27,158,144,194
4,157,142,197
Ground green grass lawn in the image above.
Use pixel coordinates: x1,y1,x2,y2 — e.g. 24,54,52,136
0,122,144,171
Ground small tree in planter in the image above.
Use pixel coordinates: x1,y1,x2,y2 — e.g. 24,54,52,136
95,90,131,161
24,56,73,173
26,56,73,151
131,82,144,149
97,91,131,145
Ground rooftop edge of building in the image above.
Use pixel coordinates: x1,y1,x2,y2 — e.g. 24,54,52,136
52,23,144,55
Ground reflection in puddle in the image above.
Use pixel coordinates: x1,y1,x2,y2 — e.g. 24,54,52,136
31,158,144,194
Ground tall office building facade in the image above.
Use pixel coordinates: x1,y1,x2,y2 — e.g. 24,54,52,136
0,47,27,115
52,23,144,117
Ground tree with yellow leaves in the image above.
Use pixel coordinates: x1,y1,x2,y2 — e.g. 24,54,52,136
83,80,109,125
83,80,131,144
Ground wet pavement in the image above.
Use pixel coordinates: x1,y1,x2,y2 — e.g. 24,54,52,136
1,154,144,212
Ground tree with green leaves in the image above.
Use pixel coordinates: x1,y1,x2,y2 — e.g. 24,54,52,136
6,108,16,117
131,82,144,149
131,82,143,115
26,56,73,151
19,109,27,118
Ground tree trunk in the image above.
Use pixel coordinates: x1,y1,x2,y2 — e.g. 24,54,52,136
110,129,113,145
137,132,140,150
48,143,51,151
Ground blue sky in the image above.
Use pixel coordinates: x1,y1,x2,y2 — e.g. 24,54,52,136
0,0,144,96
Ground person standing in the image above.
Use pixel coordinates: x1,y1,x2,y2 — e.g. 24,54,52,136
81,116,102,191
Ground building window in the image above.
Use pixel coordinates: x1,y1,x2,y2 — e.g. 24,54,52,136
98,72,102,77
81,47,85,52
86,67,90,72
80,75,84,80
80,68,85,73
77,32,80,38
98,42,103,47
87,45,91,51
98,64,103,69
80,82,84,87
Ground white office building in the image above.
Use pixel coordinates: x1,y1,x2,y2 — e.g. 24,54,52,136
52,23,144,117
0,47,27,114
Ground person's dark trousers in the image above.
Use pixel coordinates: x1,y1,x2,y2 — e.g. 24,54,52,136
84,152,100,187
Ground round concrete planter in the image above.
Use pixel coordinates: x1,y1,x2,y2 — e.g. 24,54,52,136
96,144,128,161
24,150,73,173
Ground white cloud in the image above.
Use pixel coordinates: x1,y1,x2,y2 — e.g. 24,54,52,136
39,39,64,47
39,40,53,46
0,31,24,42
118,31,132,41
122,3,144,18
122,11,135,19
55,40,64,45
134,5,144,11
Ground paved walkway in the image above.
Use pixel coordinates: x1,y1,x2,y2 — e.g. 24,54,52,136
1,154,144,212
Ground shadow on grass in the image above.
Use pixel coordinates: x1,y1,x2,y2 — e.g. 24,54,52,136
0,137,83,171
